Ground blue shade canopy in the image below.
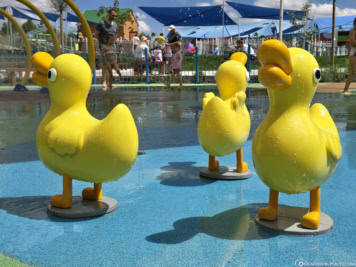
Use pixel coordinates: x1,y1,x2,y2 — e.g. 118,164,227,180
0,6,40,21
226,2,304,20
316,16,355,33
139,6,236,26
180,22,275,39
18,7,82,23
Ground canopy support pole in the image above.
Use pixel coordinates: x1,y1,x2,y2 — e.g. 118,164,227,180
238,18,240,38
222,0,225,41
279,0,283,41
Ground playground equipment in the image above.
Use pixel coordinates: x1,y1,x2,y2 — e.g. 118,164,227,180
253,40,341,234
6,0,95,91
0,8,31,90
32,52,138,218
198,52,252,180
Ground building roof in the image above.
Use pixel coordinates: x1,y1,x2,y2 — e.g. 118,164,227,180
83,9,132,24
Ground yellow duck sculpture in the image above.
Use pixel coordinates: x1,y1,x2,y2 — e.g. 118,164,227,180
32,52,138,209
198,52,250,173
252,40,342,229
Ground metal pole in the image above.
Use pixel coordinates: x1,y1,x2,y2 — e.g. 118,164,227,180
195,46,199,84
238,18,240,38
331,0,336,66
222,0,225,41
145,47,149,85
279,0,283,41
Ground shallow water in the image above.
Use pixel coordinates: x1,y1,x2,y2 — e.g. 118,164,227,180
0,88,355,266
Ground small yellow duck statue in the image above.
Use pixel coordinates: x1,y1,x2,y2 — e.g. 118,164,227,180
197,52,251,179
253,40,342,230
32,52,138,211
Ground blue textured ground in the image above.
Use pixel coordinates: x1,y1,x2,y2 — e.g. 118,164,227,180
0,89,355,266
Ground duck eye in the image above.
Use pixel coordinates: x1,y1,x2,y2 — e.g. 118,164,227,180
313,68,321,83
48,68,57,82
246,71,250,82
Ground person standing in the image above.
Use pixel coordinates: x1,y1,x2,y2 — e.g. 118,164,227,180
96,8,118,91
165,43,183,90
135,36,150,79
76,30,84,51
165,25,181,73
343,17,356,95
132,32,140,51
236,39,256,60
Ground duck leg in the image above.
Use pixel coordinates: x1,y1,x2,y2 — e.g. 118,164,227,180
236,148,248,173
258,188,279,221
50,174,72,208
301,187,321,229
82,183,103,201
209,155,219,171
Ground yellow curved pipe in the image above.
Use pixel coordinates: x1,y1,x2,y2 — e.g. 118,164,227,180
0,8,32,86
64,0,95,72
16,0,60,57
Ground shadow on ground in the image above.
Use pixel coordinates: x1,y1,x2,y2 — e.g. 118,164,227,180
0,196,98,222
156,161,216,187
146,203,278,244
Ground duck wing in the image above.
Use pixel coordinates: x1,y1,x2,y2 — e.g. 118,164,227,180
310,103,342,161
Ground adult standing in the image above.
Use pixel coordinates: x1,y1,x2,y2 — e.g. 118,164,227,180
165,25,181,73
155,33,166,73
236,39,256,60
76,30,84,51
135,36,150,78
96,8,118,91
343,17,356,95
132,32,140,51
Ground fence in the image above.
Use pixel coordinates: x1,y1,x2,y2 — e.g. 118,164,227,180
0,36,353,87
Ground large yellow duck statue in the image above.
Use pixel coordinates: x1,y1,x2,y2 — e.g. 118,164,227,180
253,40,342,230
198,52,251,179
32,52,138,210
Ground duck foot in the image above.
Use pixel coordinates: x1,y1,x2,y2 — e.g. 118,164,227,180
301,211,320,229
82,183,103,201
50,174,72,208
50,194,72,209
237,162,248,173
258,206,278,221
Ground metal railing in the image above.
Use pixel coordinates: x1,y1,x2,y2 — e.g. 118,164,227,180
0,38,353,86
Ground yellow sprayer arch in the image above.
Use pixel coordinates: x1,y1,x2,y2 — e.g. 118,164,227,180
0,8,32,86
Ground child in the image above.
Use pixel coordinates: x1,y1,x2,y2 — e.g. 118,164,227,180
165,43,183,90
99,34,122,91
155,45,164,75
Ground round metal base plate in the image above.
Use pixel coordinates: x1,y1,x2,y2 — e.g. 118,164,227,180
199,166,252,180
48,196,118,219
255,206,333,236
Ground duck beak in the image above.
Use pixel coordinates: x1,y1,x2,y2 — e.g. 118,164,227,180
32,52,54,87
258,40,293,90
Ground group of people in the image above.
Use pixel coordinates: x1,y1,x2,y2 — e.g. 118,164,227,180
132,25,184,90
95,8,184,90
93,9,356,93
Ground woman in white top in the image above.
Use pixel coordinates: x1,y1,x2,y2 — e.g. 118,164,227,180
344,17,356,95
135,36,150,76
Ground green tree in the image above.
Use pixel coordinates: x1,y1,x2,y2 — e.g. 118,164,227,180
22,20,37,33
96,0,134,36
0,22,18,36
289,0,312,49
47,0,72,53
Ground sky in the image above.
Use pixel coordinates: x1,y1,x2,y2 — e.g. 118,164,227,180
1,0,356,35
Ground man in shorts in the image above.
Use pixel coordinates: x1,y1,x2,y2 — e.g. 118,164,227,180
96,8,118,90
165,25,181,73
